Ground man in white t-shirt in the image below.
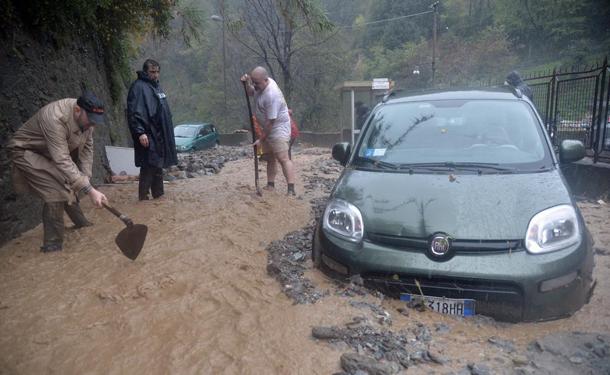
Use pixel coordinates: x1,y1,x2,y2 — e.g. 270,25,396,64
241,66,296,195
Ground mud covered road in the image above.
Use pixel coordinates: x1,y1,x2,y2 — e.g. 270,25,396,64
1,147,609,374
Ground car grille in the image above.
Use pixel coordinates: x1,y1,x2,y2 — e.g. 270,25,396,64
367,232,524,254
363,273,524,321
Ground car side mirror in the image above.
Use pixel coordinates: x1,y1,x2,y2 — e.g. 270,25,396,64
559,140,585,163
332,142,351,166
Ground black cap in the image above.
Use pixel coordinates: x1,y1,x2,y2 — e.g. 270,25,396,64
77,91,105,125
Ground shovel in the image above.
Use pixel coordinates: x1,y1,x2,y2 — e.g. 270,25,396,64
102,203,147,260
241,80,262,196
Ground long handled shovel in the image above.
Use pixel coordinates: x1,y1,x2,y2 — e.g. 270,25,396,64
242,80,262,196
102,203,147,260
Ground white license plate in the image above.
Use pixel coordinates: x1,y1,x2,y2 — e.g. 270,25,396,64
400,294,475,317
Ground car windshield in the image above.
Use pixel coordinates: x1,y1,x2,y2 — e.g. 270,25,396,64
174,126,199,138
356,99,551,171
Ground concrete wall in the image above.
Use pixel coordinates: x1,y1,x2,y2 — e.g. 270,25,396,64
219,132,251,146
221,131,346,148
299,131,342,148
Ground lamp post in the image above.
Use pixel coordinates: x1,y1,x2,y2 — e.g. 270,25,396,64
430,1,439,86
211,14,227,126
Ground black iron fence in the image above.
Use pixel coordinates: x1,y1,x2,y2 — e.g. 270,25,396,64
522,58,610,163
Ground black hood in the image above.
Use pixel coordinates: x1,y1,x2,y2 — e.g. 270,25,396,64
136,70,159,87
506,70,523,86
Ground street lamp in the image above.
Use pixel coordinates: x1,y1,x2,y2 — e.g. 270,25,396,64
211,14,227,126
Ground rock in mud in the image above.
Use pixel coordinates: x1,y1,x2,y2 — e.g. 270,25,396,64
467,362,492,375
522,332,610,374
266,227,324,304
340,352,401,375
312,326,346,340
487,336,516,352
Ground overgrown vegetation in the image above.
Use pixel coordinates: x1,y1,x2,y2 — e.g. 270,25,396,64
0,0,200,103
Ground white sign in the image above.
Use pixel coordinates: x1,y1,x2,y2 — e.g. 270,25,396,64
105,146,140,176
372,78,390,90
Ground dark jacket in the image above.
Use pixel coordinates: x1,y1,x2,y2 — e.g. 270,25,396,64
506,71,534,101
127,71,177,168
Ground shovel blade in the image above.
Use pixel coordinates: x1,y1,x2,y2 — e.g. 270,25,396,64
115,224,148,260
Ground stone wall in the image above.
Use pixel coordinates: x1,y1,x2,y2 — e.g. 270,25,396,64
0,26,131,246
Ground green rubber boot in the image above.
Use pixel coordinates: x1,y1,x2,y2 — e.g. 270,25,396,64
41,202,64,253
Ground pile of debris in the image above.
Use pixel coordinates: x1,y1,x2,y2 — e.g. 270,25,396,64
106,145,251,183
168,145,250,180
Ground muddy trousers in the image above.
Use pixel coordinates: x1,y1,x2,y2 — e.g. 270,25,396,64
138,165,164,200
41,202,92,252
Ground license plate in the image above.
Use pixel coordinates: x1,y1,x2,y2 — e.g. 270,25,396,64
400,294,475,317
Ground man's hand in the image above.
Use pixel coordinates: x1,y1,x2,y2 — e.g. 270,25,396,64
240,74,250,82
88,188,108,208
139,134,149,148
253,139,261,147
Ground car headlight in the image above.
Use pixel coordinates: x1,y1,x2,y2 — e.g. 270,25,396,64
525,205,580,254
323,199,364,242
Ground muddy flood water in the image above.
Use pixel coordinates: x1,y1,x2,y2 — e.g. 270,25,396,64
1,147,609,374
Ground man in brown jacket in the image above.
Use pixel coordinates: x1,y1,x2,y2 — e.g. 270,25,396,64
7,91,108,253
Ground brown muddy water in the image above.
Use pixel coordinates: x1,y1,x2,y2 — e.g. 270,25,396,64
1,147,609,374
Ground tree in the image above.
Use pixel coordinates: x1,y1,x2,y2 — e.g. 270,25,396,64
227,0,334,101
360,0,433,51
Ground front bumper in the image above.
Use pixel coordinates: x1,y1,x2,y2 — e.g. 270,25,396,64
313,224,594,322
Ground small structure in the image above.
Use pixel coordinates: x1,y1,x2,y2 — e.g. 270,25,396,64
336,79,394,144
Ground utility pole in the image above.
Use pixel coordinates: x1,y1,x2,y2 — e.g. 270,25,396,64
431,1,439,86
211,0,227,127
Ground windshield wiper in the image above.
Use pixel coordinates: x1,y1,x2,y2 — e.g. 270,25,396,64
443,162,516,171
398,162,515,173
397,162,453,172
355,156,398,170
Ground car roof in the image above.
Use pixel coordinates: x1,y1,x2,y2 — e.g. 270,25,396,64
383,86,525,104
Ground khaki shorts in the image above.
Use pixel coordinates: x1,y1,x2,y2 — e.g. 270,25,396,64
263,138,290,154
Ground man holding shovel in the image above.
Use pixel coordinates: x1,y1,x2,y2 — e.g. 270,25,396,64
7,91,109,253
241,67,296,195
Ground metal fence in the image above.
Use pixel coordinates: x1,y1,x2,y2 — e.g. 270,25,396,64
522,58,610,163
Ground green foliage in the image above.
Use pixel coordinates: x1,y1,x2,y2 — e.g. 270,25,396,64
1,0,202,103
494,0,610,63
360,0,432,51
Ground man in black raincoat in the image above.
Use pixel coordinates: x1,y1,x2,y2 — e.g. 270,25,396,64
506,70,534,101
127,59,178,201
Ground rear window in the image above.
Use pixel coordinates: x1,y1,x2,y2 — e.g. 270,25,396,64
357,99,551,167
175,126,199,137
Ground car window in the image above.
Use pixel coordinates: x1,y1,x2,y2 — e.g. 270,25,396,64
201,126,212,136
356,99,551,169
175,126,199,137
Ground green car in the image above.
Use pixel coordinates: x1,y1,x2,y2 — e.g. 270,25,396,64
313,87,594,322
175,123,219,152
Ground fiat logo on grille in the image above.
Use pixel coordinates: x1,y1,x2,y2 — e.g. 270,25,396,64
430,234,451,257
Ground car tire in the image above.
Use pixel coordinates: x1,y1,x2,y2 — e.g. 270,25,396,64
312,227,322,269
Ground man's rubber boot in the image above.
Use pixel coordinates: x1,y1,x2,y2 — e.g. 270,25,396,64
64,202,93,228
41,202,64,253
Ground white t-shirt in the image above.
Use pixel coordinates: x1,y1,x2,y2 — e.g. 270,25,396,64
254,78,291,141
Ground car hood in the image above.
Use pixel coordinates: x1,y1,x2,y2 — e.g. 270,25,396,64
332,168,573,240
174,137,195,147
